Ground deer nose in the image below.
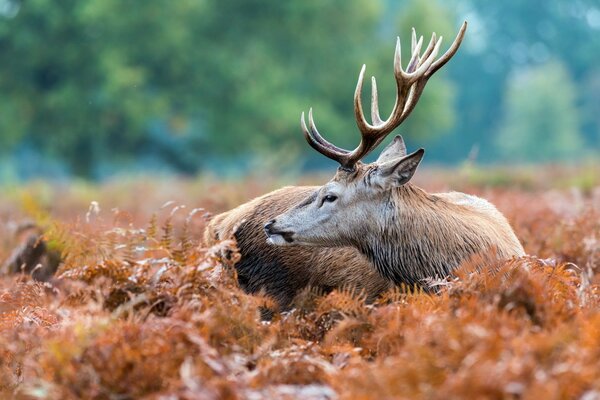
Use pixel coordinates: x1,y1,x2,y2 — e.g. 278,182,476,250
264,220,276,235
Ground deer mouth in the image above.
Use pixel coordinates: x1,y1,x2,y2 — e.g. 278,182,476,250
264,220,295,245
266,230,295,245
264,222,295,245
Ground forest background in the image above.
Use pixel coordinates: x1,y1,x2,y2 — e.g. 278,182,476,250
0,0,598,180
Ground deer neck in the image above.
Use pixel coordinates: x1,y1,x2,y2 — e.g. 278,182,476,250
353,184,478,286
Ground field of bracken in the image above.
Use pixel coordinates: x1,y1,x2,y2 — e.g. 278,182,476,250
1,164,600,399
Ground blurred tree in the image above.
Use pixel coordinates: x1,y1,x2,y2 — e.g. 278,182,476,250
495,61,583,162
0,0,387,176
0,0,599,178
0,0,465,177
427,0,600,163
186,0,382,159
581,70,600,146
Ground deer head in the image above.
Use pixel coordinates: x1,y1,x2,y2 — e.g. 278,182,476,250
265,22,467,247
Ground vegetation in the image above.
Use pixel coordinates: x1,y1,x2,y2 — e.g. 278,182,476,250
1,0,598,178
496,61,583,162
1,167,599,398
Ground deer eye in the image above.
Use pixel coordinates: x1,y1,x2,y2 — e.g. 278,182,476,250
323,195,338,203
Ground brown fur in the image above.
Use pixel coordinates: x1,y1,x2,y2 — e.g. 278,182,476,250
204,186,392,309
352,182,525,284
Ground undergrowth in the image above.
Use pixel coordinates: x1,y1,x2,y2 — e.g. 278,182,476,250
0,175,599,399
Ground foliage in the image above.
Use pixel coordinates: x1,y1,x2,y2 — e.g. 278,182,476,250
0,168,599,398
496,61,583,162
1,0,599,178
0,0,385,177
418,0,600,163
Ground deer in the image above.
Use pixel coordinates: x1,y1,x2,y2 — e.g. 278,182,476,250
264,21,525,286
206,22,507,310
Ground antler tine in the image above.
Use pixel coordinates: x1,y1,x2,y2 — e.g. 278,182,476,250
402,36,442,82
349,61,394,168
393,36,403,81
307,109,349,155
406,34,423,73
371,76,383,125
354,64,374,136
427,21,467,77
418,32,437,68
301,110,349,163
389,34,412,126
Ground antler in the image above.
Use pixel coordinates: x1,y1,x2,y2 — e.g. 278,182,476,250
301,21,467,171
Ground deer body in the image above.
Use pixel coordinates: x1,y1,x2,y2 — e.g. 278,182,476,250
205,186,392,309
343,184,524,284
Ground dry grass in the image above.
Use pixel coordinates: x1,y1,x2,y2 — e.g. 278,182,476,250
1,166,599,399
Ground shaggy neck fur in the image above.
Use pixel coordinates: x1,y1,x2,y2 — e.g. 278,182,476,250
351,184,519,286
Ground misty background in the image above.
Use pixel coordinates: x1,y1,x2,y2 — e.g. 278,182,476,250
0,0,598,180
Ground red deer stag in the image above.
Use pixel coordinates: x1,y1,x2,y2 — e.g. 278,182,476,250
206,22,475,309
265,21,524,285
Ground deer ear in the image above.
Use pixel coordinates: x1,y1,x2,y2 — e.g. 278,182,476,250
376,135,407,164
373,148,424,189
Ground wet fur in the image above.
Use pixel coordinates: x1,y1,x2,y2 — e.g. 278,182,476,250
350,183,525,285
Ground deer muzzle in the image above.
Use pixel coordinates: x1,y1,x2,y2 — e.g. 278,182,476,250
264,220,295,245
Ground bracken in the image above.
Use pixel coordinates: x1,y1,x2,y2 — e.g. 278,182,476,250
0,174,598,399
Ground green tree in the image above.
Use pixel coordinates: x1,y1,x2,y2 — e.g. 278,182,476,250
0,0,468,177
417,0,600,163
496,61,583,162
0,0,388,176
